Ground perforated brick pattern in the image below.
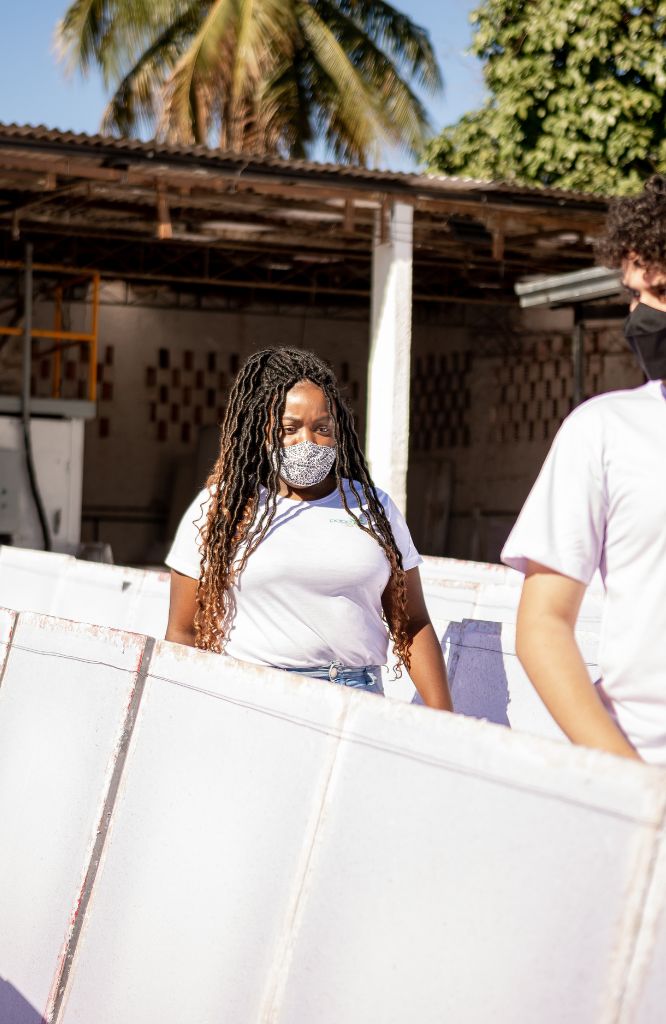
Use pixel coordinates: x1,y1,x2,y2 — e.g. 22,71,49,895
490,334,603,444
410,352,472,451
145,347,234,444
97,345,114,438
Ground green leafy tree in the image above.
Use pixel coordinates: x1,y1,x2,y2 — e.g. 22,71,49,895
424,0,666,194
57,0,441,164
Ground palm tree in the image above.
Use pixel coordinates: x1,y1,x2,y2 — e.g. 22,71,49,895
57,0,441,164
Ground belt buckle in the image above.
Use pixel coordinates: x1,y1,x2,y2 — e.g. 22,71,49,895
328,661,343,681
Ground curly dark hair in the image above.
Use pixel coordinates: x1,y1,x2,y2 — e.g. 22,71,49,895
194,347,412,669
595,175,666,271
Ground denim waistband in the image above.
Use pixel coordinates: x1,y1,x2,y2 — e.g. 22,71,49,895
281,662,383,692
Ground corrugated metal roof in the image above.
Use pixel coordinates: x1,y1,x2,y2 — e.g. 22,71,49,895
0,122,607,208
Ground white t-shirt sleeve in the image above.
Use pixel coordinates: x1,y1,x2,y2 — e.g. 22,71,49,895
165,488,211,579
501,408,607,584
379,491,423,572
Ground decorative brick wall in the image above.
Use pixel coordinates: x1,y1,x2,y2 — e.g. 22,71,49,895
144,347,236,444
410,352,472,452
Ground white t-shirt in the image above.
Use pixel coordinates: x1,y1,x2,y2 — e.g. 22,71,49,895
166,481,421,670
502,381,666,763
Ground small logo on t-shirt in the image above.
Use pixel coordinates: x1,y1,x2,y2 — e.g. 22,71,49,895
329,513,368,528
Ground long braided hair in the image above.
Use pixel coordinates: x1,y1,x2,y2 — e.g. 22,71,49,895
195,347,412,669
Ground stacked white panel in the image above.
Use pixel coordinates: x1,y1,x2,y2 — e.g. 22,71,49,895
0,613,146,1021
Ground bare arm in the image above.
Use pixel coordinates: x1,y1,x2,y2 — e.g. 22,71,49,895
516,561,640,760
384,567,452,711
165,570,198,647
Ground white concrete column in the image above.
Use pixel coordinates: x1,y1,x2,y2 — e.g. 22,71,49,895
366,200,413,515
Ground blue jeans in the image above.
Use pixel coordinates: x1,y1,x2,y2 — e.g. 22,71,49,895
283,662,384,696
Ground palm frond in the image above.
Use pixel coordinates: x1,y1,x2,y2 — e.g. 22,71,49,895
232,0,296,95
56,0,443,162
315,0,442,92
256,53,316,158
167,0,240,141
297,2,390,162
311,0,431,152
56,0,182,84
56,0,119,78
100,6,199,136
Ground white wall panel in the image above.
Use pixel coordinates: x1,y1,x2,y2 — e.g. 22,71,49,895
0,605,16,677
0,614,664,1023
621,825,666,1023
58,644,349,1024
419,579,478,632
471,580,603,630
0,613,146,1021
419,577,602,637
449,619,600,740
53,561,149,630
0,548,603,656
421,557,604,595
128,569,170,637
391,612,599,741
0,547,170,639
272,701,666,1024
421,554,519,584
0,549,605,749
0,545,73,614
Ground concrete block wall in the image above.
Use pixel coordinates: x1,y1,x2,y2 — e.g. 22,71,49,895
1,288,642,565
409,302,643,561
0,608,664,1023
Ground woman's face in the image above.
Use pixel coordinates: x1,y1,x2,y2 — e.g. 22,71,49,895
280,381,336,447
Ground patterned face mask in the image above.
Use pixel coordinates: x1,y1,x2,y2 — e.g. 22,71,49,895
277,440,337,487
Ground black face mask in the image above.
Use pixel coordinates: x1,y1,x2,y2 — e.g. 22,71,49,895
624,302,666,380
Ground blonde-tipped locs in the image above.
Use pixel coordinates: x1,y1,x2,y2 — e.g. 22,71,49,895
194,347,412,670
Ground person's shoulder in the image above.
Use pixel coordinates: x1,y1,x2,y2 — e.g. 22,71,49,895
185,487,214,525
340,479,390,509
344,479,383,497
193,485,213,506
571,383,654,416
375,487,394,511
363,482,399,516
560,384,653,432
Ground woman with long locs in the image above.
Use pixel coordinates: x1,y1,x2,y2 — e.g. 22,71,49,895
166,347,452,709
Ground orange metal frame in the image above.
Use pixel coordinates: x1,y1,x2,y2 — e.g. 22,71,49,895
0,261,100,402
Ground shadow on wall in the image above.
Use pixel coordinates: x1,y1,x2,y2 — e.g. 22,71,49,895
443,620,511,728
0,977,44,1024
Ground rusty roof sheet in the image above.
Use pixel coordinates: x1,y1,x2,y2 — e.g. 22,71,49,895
0,122,607,208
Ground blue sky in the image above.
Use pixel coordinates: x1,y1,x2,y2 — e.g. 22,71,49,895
0,0,486,170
